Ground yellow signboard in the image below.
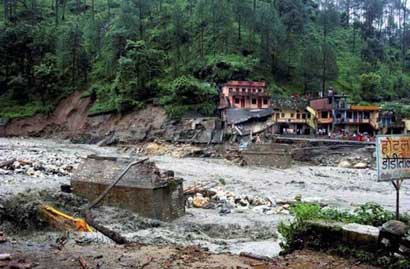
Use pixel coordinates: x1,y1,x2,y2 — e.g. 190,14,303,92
376,135,410,181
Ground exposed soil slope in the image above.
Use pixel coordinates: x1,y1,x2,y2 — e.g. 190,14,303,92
4,92,166,141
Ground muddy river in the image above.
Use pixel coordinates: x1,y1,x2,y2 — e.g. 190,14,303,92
0,137,408,260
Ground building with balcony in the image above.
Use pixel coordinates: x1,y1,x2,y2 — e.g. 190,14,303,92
308,96,333,134
339,105,380,134
378,110,405,134
272,97,310,135
308,92,380,135
219,81,272,109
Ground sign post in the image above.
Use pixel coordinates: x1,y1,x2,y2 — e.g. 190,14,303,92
376,135,410,220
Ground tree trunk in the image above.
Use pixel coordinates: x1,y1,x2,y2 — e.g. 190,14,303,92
91,0,95,21
402,0,407,70
212,0,216,55
4,0,8,20
55,0,59,25
238,12,241,45
139,2,143,40
322,0,328,97
62,0,66,20
76,0,80,15
345,0,350,25
352,20,356,53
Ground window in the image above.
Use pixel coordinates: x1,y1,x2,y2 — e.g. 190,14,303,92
236,88,239,92
258,88,262,92
242,88,246,92
229,88,233,90
321,111,328,118
302,113,306,119
290,113,294,118
252,98,257,104
235,98,240,104
252,89,256,92
263,98,268,105
347,111,352,119
296,113,301,119
281,113,285,118
336,113,341,119
364,112,370,119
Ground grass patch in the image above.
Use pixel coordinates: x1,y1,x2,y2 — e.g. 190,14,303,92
87,99,117,116
0,98,54,119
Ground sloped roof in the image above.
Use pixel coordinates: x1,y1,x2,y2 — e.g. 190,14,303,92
225,108,273,124
309,98,332,110
271,97,308,110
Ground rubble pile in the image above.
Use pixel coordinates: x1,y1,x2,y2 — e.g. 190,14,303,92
185,185,291,215
224,149,246,166
0,252,32,269
142,141,219,159
0,146,81,178
0,159,75,178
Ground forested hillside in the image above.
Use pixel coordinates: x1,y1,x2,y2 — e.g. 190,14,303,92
1,0,410,119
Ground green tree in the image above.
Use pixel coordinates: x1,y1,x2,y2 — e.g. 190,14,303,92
160,76,217,118
359,72,382,101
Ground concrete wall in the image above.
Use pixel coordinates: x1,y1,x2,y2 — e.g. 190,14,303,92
242,143,292,168
72,179,185,221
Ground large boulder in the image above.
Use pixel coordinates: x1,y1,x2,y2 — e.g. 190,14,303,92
381,220,409,237
337,160,352,168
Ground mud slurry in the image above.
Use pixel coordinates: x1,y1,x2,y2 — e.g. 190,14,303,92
0,138,384,268
0,190,87,233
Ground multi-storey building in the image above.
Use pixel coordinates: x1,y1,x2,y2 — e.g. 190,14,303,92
219,81,272,110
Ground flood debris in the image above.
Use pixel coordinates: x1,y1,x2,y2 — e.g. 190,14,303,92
143,141,217,159
184,185,291,216
0,159,16,169
0,190,88,233
0,253,11,261
84,210,129,245
78,256,89,269
0,231,7,244
0,138,396,268
39,205,93,232
0,254,32,269
0,157,76,178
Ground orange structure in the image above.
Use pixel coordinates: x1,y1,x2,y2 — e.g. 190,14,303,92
219,81,271,109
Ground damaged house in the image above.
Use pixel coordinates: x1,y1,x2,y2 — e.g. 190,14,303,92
223,108,274,136
219,81,274,136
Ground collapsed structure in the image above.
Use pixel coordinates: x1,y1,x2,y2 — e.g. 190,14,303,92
71,155,185,221
217,82,409,138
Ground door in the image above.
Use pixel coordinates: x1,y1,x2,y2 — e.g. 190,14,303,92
257,98,262,108
241,98,245,108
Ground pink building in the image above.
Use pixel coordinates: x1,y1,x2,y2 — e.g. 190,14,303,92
219,81,271,109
